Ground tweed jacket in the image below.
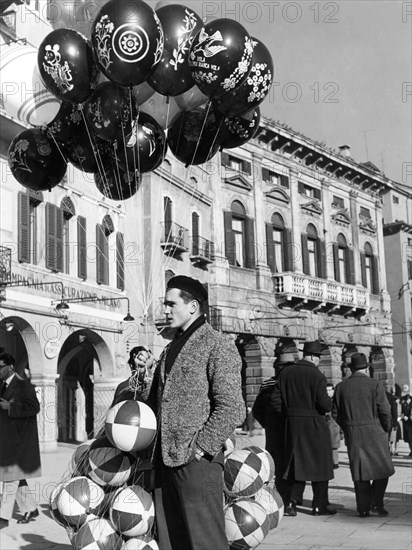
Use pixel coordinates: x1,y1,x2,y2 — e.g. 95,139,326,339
0,374,41,482
148,322,245,467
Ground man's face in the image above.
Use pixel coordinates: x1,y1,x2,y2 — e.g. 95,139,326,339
327,387,334,398
0,361,12,381
164,288,194,330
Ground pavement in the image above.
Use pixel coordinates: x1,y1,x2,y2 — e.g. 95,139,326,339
0,434,411,550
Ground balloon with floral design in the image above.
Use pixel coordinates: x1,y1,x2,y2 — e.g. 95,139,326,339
8,128,67,191
95,158,140,201
65,134,108,173
46,101,88,143
220,107,261,149
91,0,164,87
188,19,254,99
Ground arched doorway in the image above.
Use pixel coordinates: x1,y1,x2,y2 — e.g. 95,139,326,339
57,329,112,443
0,316,42,375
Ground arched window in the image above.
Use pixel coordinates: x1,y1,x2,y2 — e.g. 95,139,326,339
61,198,75,275
231,201,246,268
301,223,326,278
361,242,379,294
96,215,114,285
224,201,255,269
307,224,318,277
266,213,291,273
334,233,347,283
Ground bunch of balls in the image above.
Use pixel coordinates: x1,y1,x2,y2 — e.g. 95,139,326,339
49,400,158,550
223,441,284,550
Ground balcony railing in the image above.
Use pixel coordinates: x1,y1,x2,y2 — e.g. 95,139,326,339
190,236,215,265
160,222,189,255
273,272,369,313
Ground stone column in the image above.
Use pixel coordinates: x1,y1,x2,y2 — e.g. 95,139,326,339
289,167,303,272
31,373,59,453
374,198,388,292
349,190,361,284
321,180,334,279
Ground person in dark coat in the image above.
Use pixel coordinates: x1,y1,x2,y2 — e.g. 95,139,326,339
401,393,412,456
110,346,155,407
0,352,41,529
275,341,335,517
333,353,395,517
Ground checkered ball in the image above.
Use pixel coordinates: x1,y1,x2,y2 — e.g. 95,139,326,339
88,436,136,487
243,446,275,485
225,499,270,549
110,484,155,537
105,400,157,453
56,476,104,528
224,449,265,498
71,517,123,550
253,485,284,529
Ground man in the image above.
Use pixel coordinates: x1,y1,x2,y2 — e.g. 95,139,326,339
110,346,154,406
275,341,335,517
138,275,245,550
333,352,394,517
0,352,41,529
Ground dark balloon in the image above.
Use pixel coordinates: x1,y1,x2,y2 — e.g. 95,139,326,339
148,4,203,96
65,134,108,173
95,158,140,201
91,0,164,87
46,102,88,143
38,28,100,104
220,107,261,149
85,81,137,142
167,106,224,166
8,128,67,191
189,19,254,99
116,112,167,173
213,38,274,117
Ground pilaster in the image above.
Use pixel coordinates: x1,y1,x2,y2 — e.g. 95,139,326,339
31,373,59,453
289,167,303,272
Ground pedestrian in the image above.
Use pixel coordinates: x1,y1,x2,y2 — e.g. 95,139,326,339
326,383,341,469
275,341,336,517
136,275,245,550
333,352,395,517
0,352,41,529
400,393,412,456
385,383,400,456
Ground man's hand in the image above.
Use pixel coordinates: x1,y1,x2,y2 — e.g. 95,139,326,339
133,349,155,384
0,398,10,411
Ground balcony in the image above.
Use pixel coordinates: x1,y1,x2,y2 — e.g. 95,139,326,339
189,236,215,267
160,222,189,257
273,272,370,316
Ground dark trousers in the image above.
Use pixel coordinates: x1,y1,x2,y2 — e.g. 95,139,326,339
154,457,228,550
276,478,329,508
353,478,389,513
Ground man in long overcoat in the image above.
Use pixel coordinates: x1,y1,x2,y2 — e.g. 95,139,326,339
0,352,41,528
333,352,394,517
275,341,335,516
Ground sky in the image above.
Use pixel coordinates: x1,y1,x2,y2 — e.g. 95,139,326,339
149,0,412,184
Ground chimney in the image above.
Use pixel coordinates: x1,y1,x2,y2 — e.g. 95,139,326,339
338,145,351,158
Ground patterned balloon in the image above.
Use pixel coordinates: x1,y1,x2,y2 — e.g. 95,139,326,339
213,38,273,116
220,108,261,150
65,135,108,174
91,0,164,86
71,517,123,550
225,499,269,549
110,485,155,537
38,28,100,104
189,19,254,99
95,157,141,201
253,485,284,530
46,102,87,143
8,128,67,192
148,4,203,96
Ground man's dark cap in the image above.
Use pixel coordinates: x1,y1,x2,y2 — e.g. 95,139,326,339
302,340,322,357
350,352,370,370
166,276,208,303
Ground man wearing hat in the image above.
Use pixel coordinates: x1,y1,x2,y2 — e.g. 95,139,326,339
333,352,394,517
275,340,336,517
137,275,245,550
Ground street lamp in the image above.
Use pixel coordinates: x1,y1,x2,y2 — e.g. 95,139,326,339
53,296,135,322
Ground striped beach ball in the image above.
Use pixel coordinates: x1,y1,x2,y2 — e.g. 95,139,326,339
224,449,265,498
49,482,67,527
71,439,95,476
121,535,159,549
56,476,104,528
243,446,275,484
105,400,157,453
225,499,269,550
110,485,155,537
71,517,123,550
88,436,135,487
253,485,284,529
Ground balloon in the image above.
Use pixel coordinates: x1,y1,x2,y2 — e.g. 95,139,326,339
8,128,67,191
139,92,181,130
213,38,274,116
38,28,100,104
85,82,137,142
132,81,156,106
95,159,140,201
189,19,254,99
116,112,167,174
220,107,261,149
174,84,208,111
167,106,223,166
46,102,87,143
65,134,108,173
148,4,203,96
0,43,61,126
91,0,164,86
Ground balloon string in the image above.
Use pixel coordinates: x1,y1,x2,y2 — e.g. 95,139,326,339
48,130,68,163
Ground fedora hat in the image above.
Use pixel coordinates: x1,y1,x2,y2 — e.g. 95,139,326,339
350,352,370,370
302,341,322,357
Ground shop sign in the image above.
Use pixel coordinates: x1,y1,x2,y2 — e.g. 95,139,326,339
44,339,60,359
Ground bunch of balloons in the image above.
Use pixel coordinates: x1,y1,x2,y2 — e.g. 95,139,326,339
7,0,274,196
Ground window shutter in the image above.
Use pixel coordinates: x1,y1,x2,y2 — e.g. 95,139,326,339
301,234,309,274
283,228,294,271
164,196,172,240
318,238,327,279
116,232,124,290
245,217,255,269
314,188,322,201
371,255,380,295
262,168,270,182
18,192,30,263
77,216,87,280
96,224,108,285
56,207,64,273
360,252,367,287
221,152,230,167
45,203,57,271
298,181,305,194
280,175,289,188
242,160,252,175
223,211,235,265
347,248,355,285
265,223,275,272
333,243,340,282
192,212,199,255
